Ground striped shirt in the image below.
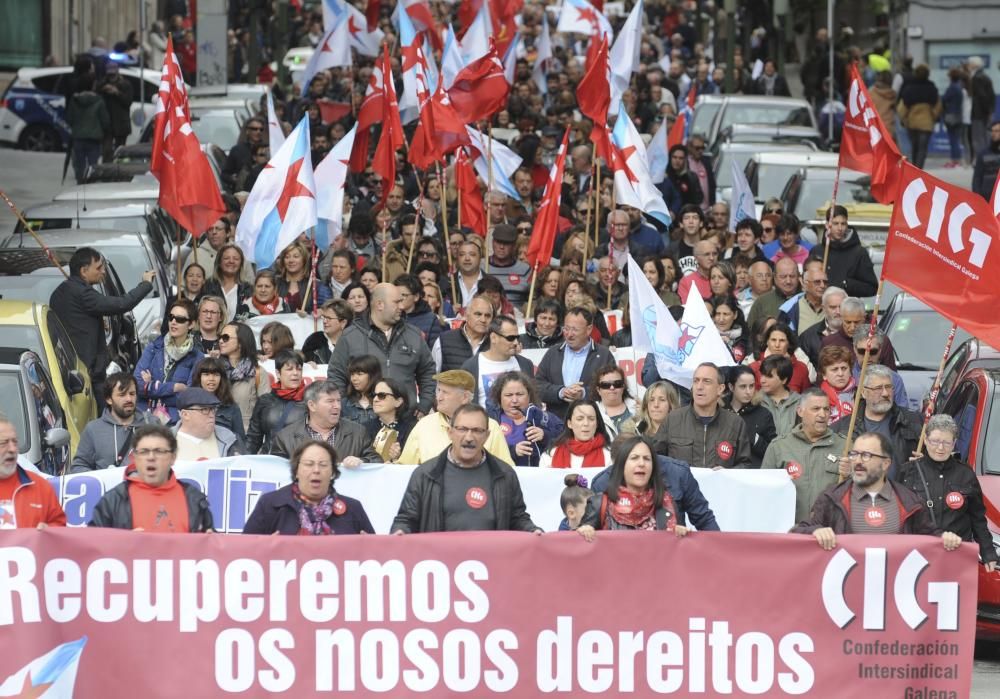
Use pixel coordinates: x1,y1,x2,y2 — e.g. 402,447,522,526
850,481,902,534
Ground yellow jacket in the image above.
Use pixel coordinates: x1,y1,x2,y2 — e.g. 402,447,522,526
399,411,514,465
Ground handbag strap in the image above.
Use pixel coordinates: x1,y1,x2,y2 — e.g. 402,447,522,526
913,461,937,528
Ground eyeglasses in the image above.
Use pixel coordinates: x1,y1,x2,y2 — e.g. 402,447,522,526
927,438,955,448
219,333,233,343
495,333,520,343
200,309,220,316
848,450,889,462
321,314,341,323
766,208,784,214
185,406,218,415
168,314,191,324
373,391,397,400
598,380,625,390
451,426,489,436
863,383,893,393
135,448,174,457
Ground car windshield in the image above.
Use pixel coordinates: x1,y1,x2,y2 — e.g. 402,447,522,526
754,163,803,200
982,385,1000,475
0,371,28,453
792,173,872,217
100,246,153,293
886,311,971,369
691,103,721,136
190,111,242,152
718,105,813,132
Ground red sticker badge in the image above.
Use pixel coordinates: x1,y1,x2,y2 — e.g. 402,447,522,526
508,275,521,284
945,492,965,510
466,487,488,509
785,461,803,480
865,507,886,527
717,441,734,460
332,499,347,516
499,422,512,436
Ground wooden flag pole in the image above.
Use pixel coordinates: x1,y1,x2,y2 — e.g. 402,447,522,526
175,220,184,294
582,160,595,264
821,163,843,272
0,188,70,279
438,161,460,307
839,277,885,482
592,164,602,256
380,219,389,282
915,323,959,454
485,123,495,276
525,261,540,320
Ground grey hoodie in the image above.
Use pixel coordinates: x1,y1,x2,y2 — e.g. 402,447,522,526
70,410,158,473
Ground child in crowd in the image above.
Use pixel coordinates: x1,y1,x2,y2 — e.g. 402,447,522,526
558,473,593,531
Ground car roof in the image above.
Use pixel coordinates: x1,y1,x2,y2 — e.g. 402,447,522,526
2,228,145,247
0,300,41,326
751,152,839,166
718,142,817,154
52,180,159,202
22,200,153,218
723,124,821,136
721,96,812,108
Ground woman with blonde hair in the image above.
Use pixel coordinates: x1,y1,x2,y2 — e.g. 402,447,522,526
275,240,331,312
631,381,681,437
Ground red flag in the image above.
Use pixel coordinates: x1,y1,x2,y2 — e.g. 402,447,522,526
991,174,1000,218
686,82,698,110
372,46,405,209
490,0,521,56
589,122,613,166
839,63,903,204
447,42,510,123
525,129,570,269
455,149,487,237
577,35,610,127
668,110,687,148
883,161,1000,347
150,37,226,237
351,48,392,173
365,0,380,31
409,87,471,169
457,0,483,35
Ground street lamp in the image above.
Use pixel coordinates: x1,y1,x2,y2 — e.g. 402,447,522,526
724,0,737,94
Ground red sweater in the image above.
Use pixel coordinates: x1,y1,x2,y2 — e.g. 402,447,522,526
750,355,812,394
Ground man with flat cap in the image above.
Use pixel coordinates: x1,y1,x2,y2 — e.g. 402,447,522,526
486,224,531,305
173,388,245,460
399,370,514,465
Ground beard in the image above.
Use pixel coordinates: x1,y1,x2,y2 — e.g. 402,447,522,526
111,402,136,420
867,399,893,416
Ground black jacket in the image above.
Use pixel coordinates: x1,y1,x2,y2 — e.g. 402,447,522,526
822,229,878,298
535,341,615,419
972,141,1000,200
519,325,562,350
897,455,999,563
798,319,830,369
663,167,703,208
732,401,777,469
792,479,937,536
243,485,374,535
246,392,306,454
971,70,996,121
88,477,213,531
653,405,753,469
49,276,152,380
302,331,333,364
405,300,447,349
437,326,489,372
832,401,922,480
391,450,540,533
270,417,381,463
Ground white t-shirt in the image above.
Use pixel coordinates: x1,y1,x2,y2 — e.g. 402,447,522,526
476,356,521,407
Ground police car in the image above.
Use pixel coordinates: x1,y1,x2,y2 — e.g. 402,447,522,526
0,65,164,151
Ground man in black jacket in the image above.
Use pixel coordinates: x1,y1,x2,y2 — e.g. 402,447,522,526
818,205,878,298
50,247,155,410
969,56,996,157
535,307,614,419
391,404,541,534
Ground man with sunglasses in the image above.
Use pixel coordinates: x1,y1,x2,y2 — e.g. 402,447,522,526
685,133,715,211
462,315,534,408
793,432,960,554
832,365,919,479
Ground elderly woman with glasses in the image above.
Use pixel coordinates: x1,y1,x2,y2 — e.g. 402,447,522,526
135,298,205,423
243,440,374,535
897,415,998,572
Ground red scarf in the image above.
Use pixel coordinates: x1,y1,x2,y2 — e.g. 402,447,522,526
820,379,855,422
610,487,656,528
550,434,607,468
252,296,281,315
128,472,190,533
271,379,305,402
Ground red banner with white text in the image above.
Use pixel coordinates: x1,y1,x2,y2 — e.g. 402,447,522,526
0,529,976,697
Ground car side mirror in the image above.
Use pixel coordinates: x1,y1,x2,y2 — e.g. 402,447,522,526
170,246,178,263
67,370,86,395
44,427,71,449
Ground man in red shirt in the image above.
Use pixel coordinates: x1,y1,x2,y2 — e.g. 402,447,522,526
0,418,66,529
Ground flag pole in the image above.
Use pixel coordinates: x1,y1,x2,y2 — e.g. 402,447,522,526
582,160,594,264
175,220,184,296
915,323,959,454
438,161,459,306
485,123,495,276
525,261,540,320
407,176,425,274
838,276,885,482
593,162,602,256
821,163,843,272
0,189,70,279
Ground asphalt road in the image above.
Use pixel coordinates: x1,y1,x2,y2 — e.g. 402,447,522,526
0,146,998,694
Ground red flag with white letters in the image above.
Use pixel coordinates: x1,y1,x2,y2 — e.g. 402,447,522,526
884,161,1000,347
150,37,226,237
839,64,902,204
525,129,570,269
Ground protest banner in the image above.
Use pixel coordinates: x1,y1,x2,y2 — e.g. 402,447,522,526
0,529,977,697
46,458,796,534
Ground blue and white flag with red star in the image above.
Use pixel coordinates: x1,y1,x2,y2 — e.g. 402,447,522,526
0,637,87,698
610,104,672,228
321,0,383,56
314,123,357,246
236,117,317,269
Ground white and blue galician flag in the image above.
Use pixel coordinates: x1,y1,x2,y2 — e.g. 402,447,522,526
729,158,758,231
236,117,317,270
556,0,613,41
321,0,383,56
299,13,352,88
0,637,87,698
465,125,523,202
610,104,672,228
441,25,464,89
627,255,734,388
646,117,669,185
314,123,357,246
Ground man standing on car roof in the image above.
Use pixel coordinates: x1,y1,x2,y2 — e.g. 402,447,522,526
97,59,133,163
50,247,155,413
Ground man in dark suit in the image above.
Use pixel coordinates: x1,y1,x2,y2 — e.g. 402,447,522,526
535,307,614,419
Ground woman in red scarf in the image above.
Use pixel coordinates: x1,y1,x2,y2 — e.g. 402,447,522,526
239,270,291,319
540,400,612,468
246,349,307,454
576,436,690,538
818,346,856,422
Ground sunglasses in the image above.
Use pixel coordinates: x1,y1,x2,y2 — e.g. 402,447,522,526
495,333,520,343
598,380,625,390
168,314,191,324
373,391,397,400
219,333,234,343
766,208,784,214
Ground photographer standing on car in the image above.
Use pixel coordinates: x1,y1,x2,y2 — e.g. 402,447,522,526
97,59,133,162
50,247,155,412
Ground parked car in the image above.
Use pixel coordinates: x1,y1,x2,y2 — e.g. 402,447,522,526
0,65,166,151
705,95,818,148
935,338,1000,411
51,178,161,205
935,367,1000,640
712,142,820,206
878,292,972,412
84,141,227,192
0,349,72,475
0,228,171,342
13,200,181,278
0,302,93,456
0,249,140,370
744,151,839,204
138,98,255,155
713,123,824,150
